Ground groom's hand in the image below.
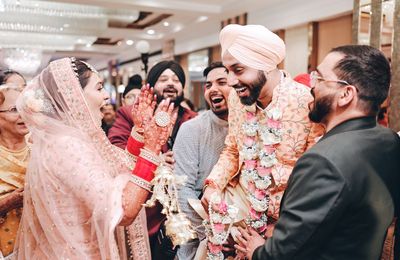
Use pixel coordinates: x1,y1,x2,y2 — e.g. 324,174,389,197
200,186,217,211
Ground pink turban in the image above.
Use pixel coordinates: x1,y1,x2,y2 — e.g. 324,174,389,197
220,24,286,72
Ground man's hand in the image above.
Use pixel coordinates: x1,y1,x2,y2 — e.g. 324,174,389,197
234,226,266,259
160,150,175,169
200,185,217,211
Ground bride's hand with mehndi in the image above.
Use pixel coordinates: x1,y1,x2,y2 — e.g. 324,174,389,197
143,98,177,154
131,84,156,130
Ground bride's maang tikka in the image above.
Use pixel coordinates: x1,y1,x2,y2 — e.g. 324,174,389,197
70,57,98,77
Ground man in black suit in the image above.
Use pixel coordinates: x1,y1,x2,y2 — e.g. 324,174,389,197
235,45,400,260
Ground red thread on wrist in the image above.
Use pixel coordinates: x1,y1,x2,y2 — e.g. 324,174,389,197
132,156,157,182
127,136,144,157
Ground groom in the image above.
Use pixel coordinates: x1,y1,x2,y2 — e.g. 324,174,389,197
201,24,323,249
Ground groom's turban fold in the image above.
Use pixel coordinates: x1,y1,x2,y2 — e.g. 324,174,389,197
219,24,286,72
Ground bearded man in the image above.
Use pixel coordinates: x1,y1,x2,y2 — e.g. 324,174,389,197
236,45,400,260
200,24,323,258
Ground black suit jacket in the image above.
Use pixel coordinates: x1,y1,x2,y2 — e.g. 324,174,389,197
253,117,400,260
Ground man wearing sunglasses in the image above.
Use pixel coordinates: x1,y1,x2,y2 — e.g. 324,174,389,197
236,45,400,260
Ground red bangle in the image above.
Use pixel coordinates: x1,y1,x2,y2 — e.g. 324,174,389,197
132,156,157,182
126,136,144,157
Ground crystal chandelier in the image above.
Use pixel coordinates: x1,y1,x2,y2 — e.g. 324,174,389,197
2,48,42,75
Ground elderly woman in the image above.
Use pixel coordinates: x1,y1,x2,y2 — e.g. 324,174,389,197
0,69,27,259
13,58,176,259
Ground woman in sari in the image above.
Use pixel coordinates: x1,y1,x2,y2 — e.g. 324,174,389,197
13,57,176,259
0,69,27,259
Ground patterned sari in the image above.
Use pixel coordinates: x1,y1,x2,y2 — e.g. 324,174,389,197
0,144,29,257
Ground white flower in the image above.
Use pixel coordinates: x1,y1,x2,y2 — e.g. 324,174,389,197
24,90,44,113
227,206,239,218
255,178,271,189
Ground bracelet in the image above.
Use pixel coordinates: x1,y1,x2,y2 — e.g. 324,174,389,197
131,127,144,143
126,136,144,157
139,148,161,166
132,156,158,182
129,175,153,192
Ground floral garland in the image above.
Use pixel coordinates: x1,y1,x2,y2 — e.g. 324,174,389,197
204,193,238,260
240,103,282,235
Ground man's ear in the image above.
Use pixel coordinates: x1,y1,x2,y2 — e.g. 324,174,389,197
337,85,357,107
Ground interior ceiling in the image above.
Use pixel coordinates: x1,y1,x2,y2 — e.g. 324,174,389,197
0,0,282,72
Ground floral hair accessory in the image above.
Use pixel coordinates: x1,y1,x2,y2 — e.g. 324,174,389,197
21,88,54,114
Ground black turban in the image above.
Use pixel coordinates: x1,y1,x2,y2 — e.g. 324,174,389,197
123,74,142,98
147,60,185,88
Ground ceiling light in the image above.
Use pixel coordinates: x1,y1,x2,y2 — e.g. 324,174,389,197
63,23,70,28
3,48,42,75
126,39,134,45
163,21,169,27
173,25,183,33
136,40,150,54
85,43,91,47
147,29,155,35
196,16,208,23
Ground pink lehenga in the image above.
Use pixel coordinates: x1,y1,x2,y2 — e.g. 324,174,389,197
13,58,151,259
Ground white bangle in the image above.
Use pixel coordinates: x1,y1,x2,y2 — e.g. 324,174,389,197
130,175,153,192
139,148,161,165
131,128,144,143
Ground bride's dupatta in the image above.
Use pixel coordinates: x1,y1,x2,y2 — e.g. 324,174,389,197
14,58,150,259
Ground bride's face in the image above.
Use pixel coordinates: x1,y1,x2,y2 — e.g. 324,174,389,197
83,73,110,124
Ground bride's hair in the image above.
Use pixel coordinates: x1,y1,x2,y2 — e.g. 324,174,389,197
74,60,92,89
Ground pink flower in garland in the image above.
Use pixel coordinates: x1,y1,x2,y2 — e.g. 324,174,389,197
208,242,223,254
263,145,275,155
246,111,257,123
244,136,256,147
266,118,281,129
213,223,225,233
218,201,228,214
257,166,272,177
244,160,257,170
250,208,262,219
255,189,267,200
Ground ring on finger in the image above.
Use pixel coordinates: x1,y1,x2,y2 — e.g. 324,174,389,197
155,111,171,127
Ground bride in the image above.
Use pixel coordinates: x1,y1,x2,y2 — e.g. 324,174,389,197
13,57,176,259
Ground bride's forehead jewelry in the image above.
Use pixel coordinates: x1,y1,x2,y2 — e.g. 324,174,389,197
81,60,98,74
69,57,98,76
70,57,79,78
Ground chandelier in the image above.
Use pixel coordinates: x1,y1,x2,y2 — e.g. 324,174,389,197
0,0,139,50
2,48,42,75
